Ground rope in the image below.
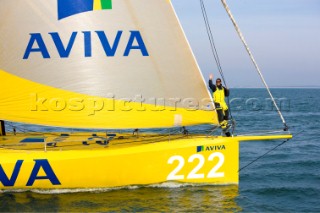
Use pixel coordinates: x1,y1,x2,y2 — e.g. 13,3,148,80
199,0,225,83
199,0,234,122
220,0,288,131
5,122,57,136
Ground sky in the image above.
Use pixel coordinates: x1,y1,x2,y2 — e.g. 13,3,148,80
172,0,320,88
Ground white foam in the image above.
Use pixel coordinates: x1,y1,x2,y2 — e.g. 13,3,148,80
0,182,236,194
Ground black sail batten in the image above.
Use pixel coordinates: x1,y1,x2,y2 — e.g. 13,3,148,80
0,120,6,136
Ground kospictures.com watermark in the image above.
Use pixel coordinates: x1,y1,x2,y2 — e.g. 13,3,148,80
29,93,214,115
229,97,290,112
29,93,291,115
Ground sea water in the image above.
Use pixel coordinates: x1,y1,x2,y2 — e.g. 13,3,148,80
0,89,319,212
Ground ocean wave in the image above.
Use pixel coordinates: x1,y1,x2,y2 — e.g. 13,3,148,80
242,186,319,198
0,182,238,194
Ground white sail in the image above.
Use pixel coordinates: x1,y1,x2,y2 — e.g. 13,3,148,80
0,0,218,128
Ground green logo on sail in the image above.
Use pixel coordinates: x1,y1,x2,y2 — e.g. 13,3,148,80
58,0,112,20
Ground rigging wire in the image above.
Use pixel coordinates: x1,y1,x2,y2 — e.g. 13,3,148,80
220,0,288,131
238,139,290,172
199,0,224,81
238,130,303,172
199,0,234,122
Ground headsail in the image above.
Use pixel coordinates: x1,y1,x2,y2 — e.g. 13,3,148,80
0,0,218,129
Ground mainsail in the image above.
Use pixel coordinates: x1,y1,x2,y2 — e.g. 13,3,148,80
0,0,218,129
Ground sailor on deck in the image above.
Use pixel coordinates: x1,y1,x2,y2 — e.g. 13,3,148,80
209,74,229,129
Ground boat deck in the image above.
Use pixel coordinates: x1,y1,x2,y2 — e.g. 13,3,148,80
0,131,293,152
0,132,208,151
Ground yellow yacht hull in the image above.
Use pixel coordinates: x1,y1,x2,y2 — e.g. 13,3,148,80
0,133,292,189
